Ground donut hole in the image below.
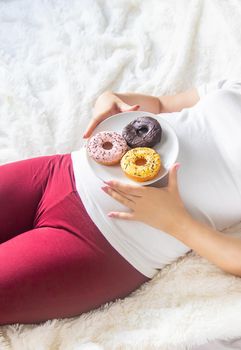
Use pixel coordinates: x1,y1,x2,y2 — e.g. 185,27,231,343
102,141,113,150
135,158,147,166
137,127,148,136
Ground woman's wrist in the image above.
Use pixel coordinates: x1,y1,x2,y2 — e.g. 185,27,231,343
169,216,241,276
164,212,197,241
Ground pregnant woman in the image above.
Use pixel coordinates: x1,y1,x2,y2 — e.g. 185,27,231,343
0,79,241,325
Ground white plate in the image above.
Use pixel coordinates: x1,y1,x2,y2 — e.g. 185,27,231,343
84,111,179,186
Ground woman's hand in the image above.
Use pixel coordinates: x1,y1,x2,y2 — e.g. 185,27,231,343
83,91,140,138
103,162,241,278
101,163,193,236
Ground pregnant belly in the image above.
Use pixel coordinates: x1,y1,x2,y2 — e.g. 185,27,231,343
177,142,241,231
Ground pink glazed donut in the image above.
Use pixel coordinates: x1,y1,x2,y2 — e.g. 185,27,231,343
87,131,129,165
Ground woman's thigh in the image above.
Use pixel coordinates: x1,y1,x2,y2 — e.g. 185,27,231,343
0,154,64,243
0,154,74,243
0,226,150,325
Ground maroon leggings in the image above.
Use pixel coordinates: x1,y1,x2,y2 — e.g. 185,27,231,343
0,153,150,325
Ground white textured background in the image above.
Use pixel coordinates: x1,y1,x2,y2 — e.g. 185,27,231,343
1,0,241,163
0,1,241,349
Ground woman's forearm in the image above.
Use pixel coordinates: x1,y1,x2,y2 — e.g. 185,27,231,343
159,88,200,112
114,87,200,114
170,217,241,277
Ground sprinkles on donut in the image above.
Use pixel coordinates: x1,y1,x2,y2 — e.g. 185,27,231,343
87,131,128,165
120,147,161,182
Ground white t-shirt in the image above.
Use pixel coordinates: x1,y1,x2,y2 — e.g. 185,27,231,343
71,79,241,278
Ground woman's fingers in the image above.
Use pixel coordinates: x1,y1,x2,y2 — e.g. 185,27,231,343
83,110,111,138
83,102,140,138
102,182,138,199
103,180,145,197
83,105,140,138
83,116,103,138
168,163,181,192
101,186,136,209
111,186,142,198
108,211,135,220
118,103,140,113
83,119,99,139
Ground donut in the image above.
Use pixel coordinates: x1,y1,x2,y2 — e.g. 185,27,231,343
122,116,162,148
120,147,161,182
87,131,129,165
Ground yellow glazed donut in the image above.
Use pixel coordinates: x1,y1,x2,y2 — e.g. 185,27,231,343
120,147,161,182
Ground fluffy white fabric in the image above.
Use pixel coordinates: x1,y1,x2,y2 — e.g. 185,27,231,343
0,0,241,349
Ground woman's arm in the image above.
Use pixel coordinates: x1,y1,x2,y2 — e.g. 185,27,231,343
169,216,241,277
83,87,200,137
102,165,241,278
159,88,200,112
115,87,200,113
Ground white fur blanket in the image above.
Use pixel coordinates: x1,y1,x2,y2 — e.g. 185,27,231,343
0,0,241,349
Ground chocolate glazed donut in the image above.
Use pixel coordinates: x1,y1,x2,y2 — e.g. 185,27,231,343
122,116,162,148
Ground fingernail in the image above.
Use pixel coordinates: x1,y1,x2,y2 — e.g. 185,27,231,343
101,186,108,192
103,180,111,185
108,212,114,217
175,163,181,170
